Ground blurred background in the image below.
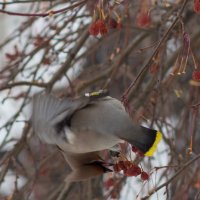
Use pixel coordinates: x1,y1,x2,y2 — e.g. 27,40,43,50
0,0,200,199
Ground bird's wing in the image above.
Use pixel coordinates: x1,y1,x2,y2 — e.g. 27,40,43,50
31,93,90,144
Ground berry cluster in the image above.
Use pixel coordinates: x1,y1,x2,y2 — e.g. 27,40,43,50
88,1,153,37
113,160,149,181
89,18,121,36
192,70,200,81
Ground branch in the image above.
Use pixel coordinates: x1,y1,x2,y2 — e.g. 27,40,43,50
0,123,30,185
0,81,47,91
76,32,149,93
0,0,87,17
0,0,54,4
47,28,90,91
141,153,200,200
123,0,189,99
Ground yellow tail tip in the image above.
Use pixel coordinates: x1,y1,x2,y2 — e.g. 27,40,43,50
144,131,162,156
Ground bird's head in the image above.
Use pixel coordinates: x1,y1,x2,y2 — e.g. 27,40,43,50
65,160,113,182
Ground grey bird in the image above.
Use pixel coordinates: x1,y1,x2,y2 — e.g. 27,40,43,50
31,91,162,181
59,150,112,181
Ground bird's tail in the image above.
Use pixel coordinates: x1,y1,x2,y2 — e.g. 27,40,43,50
123,126,162,156
142,127,162,156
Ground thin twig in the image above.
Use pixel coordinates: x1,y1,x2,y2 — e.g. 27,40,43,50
141,153,200,200
0,0,87,17
123,0,189,99
0,81,47,91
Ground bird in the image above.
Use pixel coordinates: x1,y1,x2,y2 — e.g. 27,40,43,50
58,150,112,181
31,90,162,181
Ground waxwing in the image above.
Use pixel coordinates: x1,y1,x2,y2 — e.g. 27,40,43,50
60,150,112,181
31,90,162,181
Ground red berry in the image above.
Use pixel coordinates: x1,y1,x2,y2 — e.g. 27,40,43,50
89,22,99,36
141,171,149,181
136,11,151,28
95,20,105,30
194,0,200,14
109,18,118,29
192,70,200,81
134,165,142,175
125,168,137,176
131,146,138,153
123,160,133,169
125,165,141,177
118,161,126,170
96,20,108,35
95,19,104,27
100,27,108,35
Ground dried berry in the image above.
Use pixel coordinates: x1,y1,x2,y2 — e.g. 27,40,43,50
124,165,141,177
131,146,138,153
136,11,151,28
118,161,127,170
134,165,142,175
109,18,118,29
141,171,149,181
89,22,99,36
95,19,105,29
100,26,108,35
192,70,200,81
194,0,200,14
89,20,108,36
96,20,108,35
125,168,137,176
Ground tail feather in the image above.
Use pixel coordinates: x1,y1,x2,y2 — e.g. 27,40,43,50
144,129,162,156
126,126,162,156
